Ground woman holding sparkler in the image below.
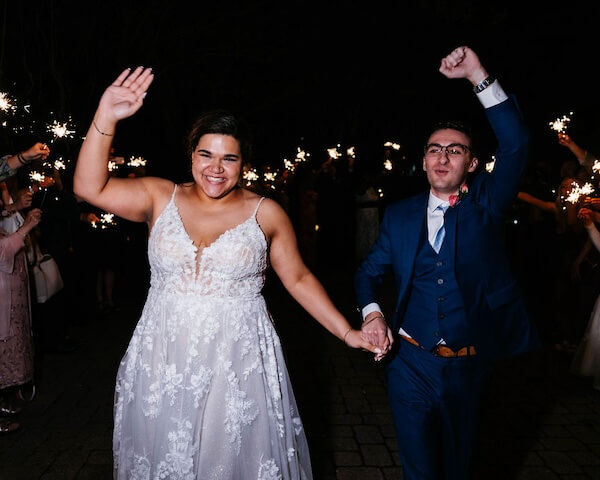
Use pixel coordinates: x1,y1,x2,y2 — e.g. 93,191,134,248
73,66,387,479
0,142,50,183
0,205,42,434
571,206,600,390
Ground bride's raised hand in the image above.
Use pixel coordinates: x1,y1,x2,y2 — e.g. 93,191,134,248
95,66,154,125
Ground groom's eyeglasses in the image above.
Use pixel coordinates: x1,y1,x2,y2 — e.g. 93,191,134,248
424,143,471,159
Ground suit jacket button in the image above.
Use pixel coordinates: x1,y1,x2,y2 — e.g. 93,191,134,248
437,278,444,285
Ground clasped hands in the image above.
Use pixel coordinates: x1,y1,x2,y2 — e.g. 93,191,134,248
361,313,394,361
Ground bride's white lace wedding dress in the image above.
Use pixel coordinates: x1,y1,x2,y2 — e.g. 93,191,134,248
113,186,313,479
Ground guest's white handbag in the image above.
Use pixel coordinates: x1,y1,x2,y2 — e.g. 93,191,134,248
32,253,64,303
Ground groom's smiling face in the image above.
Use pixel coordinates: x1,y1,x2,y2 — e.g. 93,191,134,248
423,129,478,200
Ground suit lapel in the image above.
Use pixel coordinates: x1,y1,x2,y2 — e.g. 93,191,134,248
395,192,428,271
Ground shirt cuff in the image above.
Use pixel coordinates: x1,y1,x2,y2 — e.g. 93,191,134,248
476,80,508,109
361,302,382,321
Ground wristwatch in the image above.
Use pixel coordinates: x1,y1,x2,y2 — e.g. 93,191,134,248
473,75,496,94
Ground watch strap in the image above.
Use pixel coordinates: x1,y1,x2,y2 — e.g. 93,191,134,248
473,75,496,94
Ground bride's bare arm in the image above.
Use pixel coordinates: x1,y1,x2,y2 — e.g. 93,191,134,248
260,199,387,358
74,67,156,222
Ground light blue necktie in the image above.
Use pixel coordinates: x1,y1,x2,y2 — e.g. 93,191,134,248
432,204,449,253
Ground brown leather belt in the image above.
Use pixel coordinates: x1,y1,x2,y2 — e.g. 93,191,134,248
400,334,477,357
432,344,477,357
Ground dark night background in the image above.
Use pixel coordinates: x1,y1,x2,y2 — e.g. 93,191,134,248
1,1,600,183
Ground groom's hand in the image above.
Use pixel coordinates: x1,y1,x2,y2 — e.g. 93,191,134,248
361,313,394,361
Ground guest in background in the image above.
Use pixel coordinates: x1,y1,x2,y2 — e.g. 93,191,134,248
558,132,598,177
0,143,50,183
0,206,42,434
571,206,600,390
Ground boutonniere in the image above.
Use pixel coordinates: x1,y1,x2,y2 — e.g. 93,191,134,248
448,183,468,207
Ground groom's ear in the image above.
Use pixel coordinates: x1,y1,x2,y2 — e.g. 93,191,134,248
468,156,478,173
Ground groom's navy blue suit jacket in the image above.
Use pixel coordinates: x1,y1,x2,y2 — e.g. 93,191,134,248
355,96,540,362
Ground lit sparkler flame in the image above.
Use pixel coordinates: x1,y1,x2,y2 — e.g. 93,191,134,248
485,155,496,173
295,147,309,163
29,171,46,183
43,156,67,171
549,112,574,134
384,141,401,150
264,172,277,182
92,212,117,229
127,156,147,168
283,159,295,172
0,92,17,114
46,118,76,140
327,145,341,160
347,146,356,158
565,181,595,204
243,168,259,186
53,159,66,170
383,159,393,171
101,213,115,224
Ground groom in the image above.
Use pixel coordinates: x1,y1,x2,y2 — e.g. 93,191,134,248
355,46,540,479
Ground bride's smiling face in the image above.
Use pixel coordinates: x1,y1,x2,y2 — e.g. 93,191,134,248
192,134,242,199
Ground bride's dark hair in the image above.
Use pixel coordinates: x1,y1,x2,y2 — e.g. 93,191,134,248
186,110,253,164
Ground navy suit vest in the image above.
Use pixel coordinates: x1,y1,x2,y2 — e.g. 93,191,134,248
402,221,469,350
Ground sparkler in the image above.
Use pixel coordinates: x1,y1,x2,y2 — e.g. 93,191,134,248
263,171,277,182
283,159,295,172
42,156,67,171
384,141,401,150
284,147,311,173
565,181,595,204
0,92,17,115
91,213,117,229
485,155,496,173
243,168,259,187
327,145,342,160
52,158,67,170
46,116,76,142
29,171,46,184
127,156,147,168
549,111,573,134
383,159,393,171
295,147,309,163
